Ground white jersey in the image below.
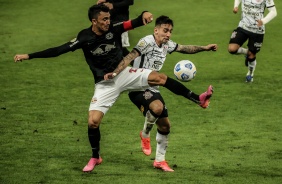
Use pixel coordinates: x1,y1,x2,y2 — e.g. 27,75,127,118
239,0,275,34
133,35,178,92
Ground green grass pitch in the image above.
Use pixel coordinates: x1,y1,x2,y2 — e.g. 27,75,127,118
1,0,282,183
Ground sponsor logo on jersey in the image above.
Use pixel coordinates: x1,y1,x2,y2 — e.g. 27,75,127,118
91,43,116,56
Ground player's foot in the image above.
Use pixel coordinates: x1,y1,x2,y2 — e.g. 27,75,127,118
82,157,102,172
199,85,213,108
246,75,253,82
153,160,174,172
246,67,254,83
140,131,151,156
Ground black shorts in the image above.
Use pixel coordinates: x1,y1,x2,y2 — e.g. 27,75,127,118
229,27,264,54
128,89,168,118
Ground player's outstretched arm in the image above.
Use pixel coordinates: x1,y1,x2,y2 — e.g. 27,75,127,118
176,44,218,54
104,49,140,80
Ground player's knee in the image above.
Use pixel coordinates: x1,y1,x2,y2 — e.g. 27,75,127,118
158,124,170,132
228,48,238,54
88,120,100,128
88,115,101,128
150,101,164,116
228,45,239,54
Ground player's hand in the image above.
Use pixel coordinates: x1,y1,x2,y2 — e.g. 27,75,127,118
14,54,29,62
206,44,218,51
103,2,113,9
233,7,238,14
142,12,153,25
96,0,106,4
257,20,263,27
104,72,117,80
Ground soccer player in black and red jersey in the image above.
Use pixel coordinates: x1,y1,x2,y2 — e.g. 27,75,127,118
14,4,212,172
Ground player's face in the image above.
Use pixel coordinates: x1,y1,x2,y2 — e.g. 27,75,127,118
154,24,173,45
92,11,111,34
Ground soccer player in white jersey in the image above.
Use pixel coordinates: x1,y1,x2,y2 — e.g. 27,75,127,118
104,15,217,171
228,0,277,82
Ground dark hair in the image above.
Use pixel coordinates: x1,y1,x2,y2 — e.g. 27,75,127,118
155,15,173,27
88,4,110,21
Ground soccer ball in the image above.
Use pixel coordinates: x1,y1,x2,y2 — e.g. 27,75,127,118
174,60,196,82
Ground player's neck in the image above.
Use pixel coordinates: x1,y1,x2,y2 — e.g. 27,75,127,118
153,34,162,47
92,26,103,36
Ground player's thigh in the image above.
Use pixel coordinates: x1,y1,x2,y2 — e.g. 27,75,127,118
89,82,120,114
115,67,151,91
247,33,264,54
229,28,249,46
128,90,167,117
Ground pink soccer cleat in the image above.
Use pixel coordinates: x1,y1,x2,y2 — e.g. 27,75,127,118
140,131,151,156
199,85,213,108
153,160,174,172
82,157,103,172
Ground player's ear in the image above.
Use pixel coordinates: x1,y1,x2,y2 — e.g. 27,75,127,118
92,19,98,25
154,27,158,34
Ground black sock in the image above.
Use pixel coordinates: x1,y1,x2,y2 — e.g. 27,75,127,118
164,77,200,103
88,126,100,158
157,129,170,135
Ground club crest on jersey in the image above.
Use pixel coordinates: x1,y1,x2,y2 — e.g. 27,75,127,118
105,32,113,40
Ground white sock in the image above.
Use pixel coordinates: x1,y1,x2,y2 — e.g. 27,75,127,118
247,60,257,76
142,110,158,138
237,47,248,55
155,132,168,162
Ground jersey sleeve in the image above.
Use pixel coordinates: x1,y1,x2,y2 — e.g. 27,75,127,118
28,42,73,59
133,37,151,55
266,0,275,8
167,40,178,54
28,32,85,59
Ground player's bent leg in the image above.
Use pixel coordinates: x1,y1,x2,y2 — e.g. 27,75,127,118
150,74,200,104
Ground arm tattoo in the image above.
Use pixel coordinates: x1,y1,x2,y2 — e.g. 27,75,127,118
113,50,139,74
177,45,205,54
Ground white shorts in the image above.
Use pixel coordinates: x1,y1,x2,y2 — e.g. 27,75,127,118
89,67,152,114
